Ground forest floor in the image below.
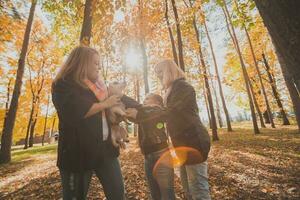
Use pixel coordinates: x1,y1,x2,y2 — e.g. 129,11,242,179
0,123,299,200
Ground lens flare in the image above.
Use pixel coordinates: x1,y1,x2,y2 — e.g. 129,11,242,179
152,147,204,178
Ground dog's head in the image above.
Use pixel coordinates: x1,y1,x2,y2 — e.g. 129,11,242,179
108,82,126,96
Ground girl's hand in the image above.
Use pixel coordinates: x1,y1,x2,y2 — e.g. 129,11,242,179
125,108,138,119
104,95,121,108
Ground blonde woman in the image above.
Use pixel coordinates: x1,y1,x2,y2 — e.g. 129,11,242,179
126,59,211,200
52,46,124,200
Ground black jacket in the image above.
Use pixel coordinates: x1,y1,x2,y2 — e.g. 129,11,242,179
134,78,211,164
52,78,119,172
136,106,169,155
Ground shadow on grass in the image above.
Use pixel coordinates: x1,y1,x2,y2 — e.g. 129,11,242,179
0,144,57,180
0,171,61,200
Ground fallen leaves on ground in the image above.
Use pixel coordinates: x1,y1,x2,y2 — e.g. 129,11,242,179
0,125,299,199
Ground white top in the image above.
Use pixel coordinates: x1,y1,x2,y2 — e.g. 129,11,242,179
102,112,109,141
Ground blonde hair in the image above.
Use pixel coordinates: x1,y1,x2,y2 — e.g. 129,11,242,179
53,46,98,88
154,59,185,89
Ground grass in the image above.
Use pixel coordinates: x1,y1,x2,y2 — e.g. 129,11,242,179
11,144,57,163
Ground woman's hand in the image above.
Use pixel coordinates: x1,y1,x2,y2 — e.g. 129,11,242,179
125,108,138,119
103,95,121,108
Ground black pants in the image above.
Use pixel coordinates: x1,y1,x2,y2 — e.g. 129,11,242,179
60,157,124,200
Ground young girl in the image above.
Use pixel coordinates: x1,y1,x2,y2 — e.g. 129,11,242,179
52,46,124,200
132,93,175,200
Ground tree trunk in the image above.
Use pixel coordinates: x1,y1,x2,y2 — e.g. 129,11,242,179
1,79,12,139
203,84,212,129
134,75,140,137
4,79,12,118
50,116,56,136
246,74,266,128
253,0,300,92
245,28,275,128
24,98,35,149
275,52,300,132
0,0,36,163
203,13,232,131
193,17,219,141
29,99,40,148
222,1,259,134
137,1,149,94
211,78,223,128
234,0,275,128
139,38,149,94
80,0,93,46
42,95,50,146
164,0,178,65
170,0,185,71
262,53,290,125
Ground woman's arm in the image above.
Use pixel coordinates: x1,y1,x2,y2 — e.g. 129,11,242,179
84,95,121,118
126,82,195,123
121,95,142,109
52,80,120,124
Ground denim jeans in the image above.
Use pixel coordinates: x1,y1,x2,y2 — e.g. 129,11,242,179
60,157,124,200
180,162,211,200
144,148,175,200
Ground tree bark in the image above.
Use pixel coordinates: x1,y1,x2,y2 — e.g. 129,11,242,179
203,12,232,131
140,38,149,94
211,78,223,128
253,0,300,92
137,1,149,94
273,52,300,132
164,0,178,65
245,27,275,128
203,84,212,129
246,72,266,128
192,17,219,141
24,98,35,149
80,0,93,46
1,79,12,139
170,0,185,71
29,98,40,147
222,1,259,134
262,53,290,125
0,0,36,163
50,116,56,136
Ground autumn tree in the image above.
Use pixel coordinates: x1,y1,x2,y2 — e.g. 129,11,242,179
201,5,233,131
164,0,178,65
187,0,219,140
233,0,275,128
220,0,259,134
170,0,185,71
0,0,37,163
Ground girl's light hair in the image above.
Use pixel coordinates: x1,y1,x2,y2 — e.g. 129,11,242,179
154,59,185,89
53,46,98,88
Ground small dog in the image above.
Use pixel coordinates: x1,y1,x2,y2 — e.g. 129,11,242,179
107,82,127,123
107,82,129,148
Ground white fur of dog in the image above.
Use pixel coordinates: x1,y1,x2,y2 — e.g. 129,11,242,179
107,82,128,148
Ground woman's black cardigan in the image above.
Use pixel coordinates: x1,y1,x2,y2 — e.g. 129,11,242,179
52,78,119,172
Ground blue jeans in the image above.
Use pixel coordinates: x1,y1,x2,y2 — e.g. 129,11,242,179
180,162,211,200
144,148,175,200
60,157,124,200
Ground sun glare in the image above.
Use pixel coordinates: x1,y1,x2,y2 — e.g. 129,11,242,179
124,47,142,71
114,10,125,23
